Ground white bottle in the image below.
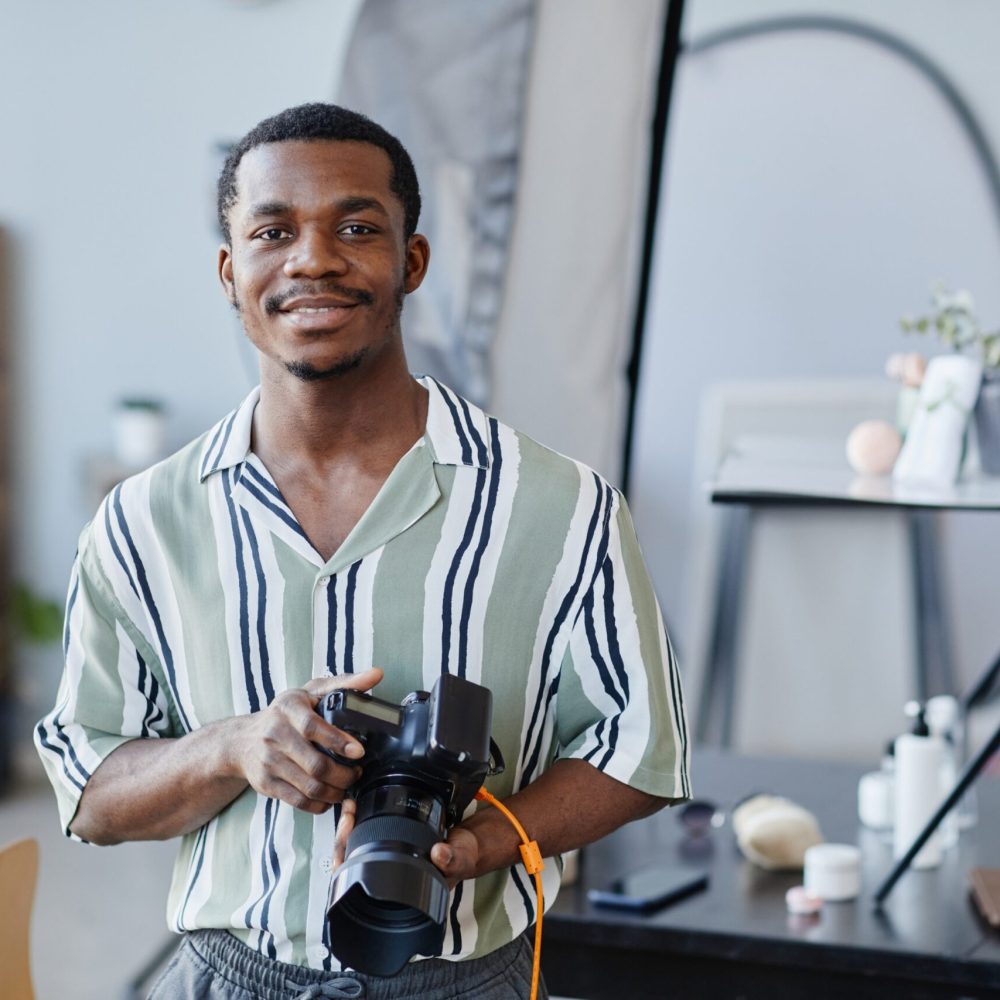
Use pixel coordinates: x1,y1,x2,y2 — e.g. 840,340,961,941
925,695,959,848
893,702,948,869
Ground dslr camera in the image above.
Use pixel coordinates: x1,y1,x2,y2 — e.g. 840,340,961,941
319,674,503,975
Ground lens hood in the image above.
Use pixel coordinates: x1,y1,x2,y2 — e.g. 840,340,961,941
326,850,450,975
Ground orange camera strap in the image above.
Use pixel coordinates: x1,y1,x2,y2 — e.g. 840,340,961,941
474,788,545,1000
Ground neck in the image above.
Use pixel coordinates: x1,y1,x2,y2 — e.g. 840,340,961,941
251,349,427,472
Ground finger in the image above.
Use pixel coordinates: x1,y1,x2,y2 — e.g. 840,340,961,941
333,798,357,868
279,697,367,761
303,668,384,702
264,746,360,805
264,776,339,815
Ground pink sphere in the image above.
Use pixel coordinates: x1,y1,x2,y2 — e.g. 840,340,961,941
846,420,902,475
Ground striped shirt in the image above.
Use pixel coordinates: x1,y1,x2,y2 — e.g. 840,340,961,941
36,376,690,969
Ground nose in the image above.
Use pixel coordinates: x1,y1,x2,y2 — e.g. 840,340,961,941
283,227,348,280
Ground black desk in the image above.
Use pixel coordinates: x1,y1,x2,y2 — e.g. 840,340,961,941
543,749,1000,999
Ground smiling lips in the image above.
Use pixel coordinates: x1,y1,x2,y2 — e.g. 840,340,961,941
278,296,361,329
281,296,360,313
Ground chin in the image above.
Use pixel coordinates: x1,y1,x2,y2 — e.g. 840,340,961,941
284,349,369,382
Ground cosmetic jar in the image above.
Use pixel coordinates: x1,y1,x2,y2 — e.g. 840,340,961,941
803,844,861,902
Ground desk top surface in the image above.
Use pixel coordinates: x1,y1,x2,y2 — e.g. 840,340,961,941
549,748,1000,986
710,453,1000,510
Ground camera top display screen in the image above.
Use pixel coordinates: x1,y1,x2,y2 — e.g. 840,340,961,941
343,691,403,727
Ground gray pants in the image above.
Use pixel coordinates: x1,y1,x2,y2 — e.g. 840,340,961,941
148,929,548,1000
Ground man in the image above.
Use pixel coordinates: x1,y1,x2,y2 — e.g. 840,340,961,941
37,103,690,999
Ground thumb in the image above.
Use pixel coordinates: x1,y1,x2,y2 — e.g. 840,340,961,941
304,667,384,703
431,827,479,883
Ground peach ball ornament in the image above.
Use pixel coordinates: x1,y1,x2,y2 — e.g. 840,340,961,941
846,420,903,476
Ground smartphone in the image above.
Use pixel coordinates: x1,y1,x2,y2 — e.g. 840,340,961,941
587,865,709,912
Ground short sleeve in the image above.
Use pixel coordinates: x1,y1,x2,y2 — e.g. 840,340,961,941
555,491,691,802
34,527,177,840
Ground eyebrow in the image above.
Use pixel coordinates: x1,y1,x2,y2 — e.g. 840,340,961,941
247,201,292,219
335,196,390,217
246,196,390,219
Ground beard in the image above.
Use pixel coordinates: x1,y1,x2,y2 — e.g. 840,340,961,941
283,348,369,382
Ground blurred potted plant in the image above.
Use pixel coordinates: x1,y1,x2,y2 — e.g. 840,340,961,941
0,583,62,792
901,285,1000,475
13,583,63,645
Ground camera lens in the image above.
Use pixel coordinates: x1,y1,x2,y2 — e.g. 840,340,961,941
326,777,452,975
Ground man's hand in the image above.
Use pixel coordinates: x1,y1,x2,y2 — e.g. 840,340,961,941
233,668,383,815
429,827,482,889
69,668,386,844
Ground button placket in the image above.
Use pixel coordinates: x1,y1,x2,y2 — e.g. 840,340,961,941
313,574,334,680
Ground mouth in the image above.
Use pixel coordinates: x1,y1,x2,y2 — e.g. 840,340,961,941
279,296,362,314
276,296,362,331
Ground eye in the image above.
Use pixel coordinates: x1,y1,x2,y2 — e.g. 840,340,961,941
255,227,291,241
341,223,376,237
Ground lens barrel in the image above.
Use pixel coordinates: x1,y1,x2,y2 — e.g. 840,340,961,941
326,779,451,976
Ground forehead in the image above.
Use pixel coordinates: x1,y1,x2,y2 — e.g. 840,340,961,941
233,139,397,216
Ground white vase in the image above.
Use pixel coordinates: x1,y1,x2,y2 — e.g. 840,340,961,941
893,354,982,487
113,399,166,469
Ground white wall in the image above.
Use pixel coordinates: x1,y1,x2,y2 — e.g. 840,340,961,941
631,0,1000,753
6,0,1000,759
0,0,361,713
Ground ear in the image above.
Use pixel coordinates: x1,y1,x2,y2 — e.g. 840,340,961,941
218,244,236,305
403,234,431,294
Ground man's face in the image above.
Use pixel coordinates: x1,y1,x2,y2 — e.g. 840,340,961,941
218,139,429,382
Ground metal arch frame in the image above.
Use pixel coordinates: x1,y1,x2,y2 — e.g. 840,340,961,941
683,15,1000,237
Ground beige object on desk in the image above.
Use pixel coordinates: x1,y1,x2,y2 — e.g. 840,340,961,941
846,419,902,475
733,795,824,871
0,838,39,1000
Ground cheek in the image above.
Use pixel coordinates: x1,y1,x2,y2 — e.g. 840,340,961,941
230,263,266,307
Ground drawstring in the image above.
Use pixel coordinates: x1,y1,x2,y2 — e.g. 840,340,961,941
288,976,365,999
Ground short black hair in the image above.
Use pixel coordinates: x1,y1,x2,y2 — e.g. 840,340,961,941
216,102,421,244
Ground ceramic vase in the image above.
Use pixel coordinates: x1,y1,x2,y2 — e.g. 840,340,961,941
973,371,1000,476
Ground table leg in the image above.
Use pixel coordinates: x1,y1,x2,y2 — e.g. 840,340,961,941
697,505,751,746
909,510,956,699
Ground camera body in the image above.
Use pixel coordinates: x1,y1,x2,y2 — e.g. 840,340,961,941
322,674,494,828
319,674,501,975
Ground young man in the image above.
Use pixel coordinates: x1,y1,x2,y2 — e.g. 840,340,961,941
37,103,690,999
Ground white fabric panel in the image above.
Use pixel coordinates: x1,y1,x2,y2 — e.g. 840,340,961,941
338,0,535,405
491,0,666,485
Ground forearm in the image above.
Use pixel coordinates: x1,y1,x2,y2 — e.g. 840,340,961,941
69,671,379,846
69,718,248,845
461,758,670,878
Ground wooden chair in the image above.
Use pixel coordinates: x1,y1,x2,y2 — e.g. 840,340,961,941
0,838,39,1000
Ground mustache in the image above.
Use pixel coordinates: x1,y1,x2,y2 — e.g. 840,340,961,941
264,283,375,314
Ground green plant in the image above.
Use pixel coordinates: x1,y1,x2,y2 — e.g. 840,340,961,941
12,583,62,645
901,284,1000,370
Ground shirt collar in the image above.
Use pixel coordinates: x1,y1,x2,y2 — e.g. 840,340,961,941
419,375,491,470
199,376,490,483
198,385,260,482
